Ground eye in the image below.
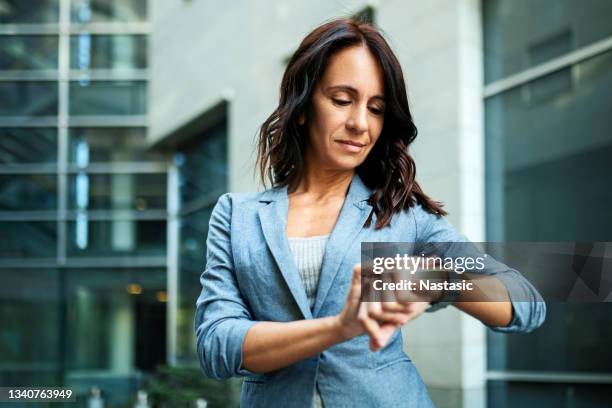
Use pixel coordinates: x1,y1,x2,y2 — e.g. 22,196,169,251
332,98,351,106
369,106,385,116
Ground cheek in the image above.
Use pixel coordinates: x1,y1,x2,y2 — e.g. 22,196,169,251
311,110,346,142
369,124,384,146
371,118,384,138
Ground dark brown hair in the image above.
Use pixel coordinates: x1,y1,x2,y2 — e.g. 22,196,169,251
256,18,446,229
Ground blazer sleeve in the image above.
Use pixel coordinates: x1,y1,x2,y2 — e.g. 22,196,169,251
412,205,546,333
194,193,257,379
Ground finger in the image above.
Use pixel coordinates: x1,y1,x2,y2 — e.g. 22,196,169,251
365,303,406,345
370,312,409,326
381,301,412,313
398,302,430,324
373,323,400,350
379,324,398,341
368,305,410,325
347,264,362,303
388,270,420,304
367,300,382,316
359,303,384,349
380,273,395,303
370,336,381,351
367,301,404,325
407,302,431,320
342,264,363,320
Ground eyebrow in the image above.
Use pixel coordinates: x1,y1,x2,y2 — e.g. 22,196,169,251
325,85,386,102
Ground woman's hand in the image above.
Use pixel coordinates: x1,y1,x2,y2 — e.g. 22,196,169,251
362,301,429,350
335,264,367,340
335,264,428,351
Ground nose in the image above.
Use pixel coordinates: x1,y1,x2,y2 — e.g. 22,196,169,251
346,104,368,134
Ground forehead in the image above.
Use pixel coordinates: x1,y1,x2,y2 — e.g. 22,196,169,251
319,45,385,96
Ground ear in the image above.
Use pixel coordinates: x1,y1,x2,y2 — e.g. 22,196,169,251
297,112,305,125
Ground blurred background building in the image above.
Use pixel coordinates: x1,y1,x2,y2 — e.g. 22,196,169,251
0,0,166,406
1,0,611,407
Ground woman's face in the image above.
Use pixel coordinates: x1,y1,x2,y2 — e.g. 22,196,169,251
302,45,386,171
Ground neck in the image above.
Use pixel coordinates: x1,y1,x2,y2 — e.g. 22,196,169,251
292,160,354,202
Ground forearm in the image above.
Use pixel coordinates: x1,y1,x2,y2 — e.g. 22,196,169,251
454,301,512,327
242,315,346,373
453,276,512,326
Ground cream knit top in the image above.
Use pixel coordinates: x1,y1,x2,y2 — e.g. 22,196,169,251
288,234,330,408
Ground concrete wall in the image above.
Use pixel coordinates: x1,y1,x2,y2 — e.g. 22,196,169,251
150,0,357,190
383,1,487,406
150,1,486,407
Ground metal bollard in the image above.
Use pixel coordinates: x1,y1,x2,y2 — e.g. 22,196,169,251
134,390,150,408
87,386,104,408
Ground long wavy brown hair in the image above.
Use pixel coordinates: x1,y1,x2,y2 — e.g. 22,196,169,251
256,18,446,229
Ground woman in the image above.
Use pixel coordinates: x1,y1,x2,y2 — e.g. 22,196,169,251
195,18,545,407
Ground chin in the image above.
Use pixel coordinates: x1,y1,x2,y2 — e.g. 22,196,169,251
328,155,364,171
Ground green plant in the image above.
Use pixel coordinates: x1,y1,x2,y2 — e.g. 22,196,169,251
144,365,240,408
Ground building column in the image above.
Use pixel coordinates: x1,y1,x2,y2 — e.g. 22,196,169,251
380,1,486,407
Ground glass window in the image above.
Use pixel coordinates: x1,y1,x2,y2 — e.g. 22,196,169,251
489,304,612,373
0,35,59,71
0,128,57,164
176,121,227,205
0,268,60,386
486,50,612,374
69,127,163,163
487,381,612,408
70,34,147,71
175,119,227,363
486,50,612,242
0,82,58,117
176,207,212,361
65,268,166,371
68,173,166,211
66,219,166,257
0,174,57,211
0,221,57,259
69,81,146,115
0,0,59,24
179,208,211,268
71,0,147,23
483,0,612,83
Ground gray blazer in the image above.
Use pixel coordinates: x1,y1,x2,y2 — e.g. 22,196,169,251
195,173,546,407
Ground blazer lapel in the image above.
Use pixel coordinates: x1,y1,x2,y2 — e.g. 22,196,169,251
312,174,373,317
258,189,314,320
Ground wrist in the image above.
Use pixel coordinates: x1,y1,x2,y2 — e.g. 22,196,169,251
330,315,348,341
328,314,353,342
428,270,461,311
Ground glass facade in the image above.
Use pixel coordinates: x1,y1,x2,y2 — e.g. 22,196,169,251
70,0,147,23
173,120,228,364
67,173,166,210
484,0,612,406
0,81,58,116
0,174,57,210
69,81,147,116
0,1,166,406
0,35,59,71
0,222,58,259
0,127,57,164
1,268,60,384
68,127,162,162
0,0,60,24
69,34,147,71
483,0,612,83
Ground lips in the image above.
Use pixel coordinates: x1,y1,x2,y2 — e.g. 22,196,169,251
335,139,366,153
337,140,366,147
